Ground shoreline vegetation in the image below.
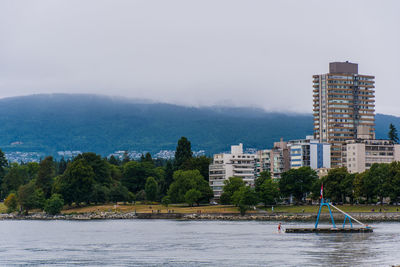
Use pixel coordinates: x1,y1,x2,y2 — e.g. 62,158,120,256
2,203,400,222
3,136,400,219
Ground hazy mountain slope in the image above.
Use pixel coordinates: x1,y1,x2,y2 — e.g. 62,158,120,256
0,94,397,156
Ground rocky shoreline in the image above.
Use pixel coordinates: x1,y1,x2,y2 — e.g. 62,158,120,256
1,211,400,222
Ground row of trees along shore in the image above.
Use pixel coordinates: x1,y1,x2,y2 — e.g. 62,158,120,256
1,137,213,214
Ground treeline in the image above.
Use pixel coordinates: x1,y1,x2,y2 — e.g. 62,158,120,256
0,137,213,214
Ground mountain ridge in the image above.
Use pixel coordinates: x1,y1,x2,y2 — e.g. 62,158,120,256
0,94,397,156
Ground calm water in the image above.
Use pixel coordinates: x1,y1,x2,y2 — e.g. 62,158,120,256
0,220,399,266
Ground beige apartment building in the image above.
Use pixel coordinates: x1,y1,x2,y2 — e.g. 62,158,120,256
346,139,400,173
313,61,375,167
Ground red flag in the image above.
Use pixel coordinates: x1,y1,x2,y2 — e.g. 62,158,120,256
320,183,323,199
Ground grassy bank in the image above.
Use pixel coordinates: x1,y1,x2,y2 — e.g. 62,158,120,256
3,202,399,215
63,203,400,215
62,204,242,214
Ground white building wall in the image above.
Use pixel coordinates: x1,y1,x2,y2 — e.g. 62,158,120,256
209,144,255,199
322,144,331,168
310,143,318,169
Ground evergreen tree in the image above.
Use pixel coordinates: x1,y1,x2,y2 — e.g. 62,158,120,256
0,149,8,199
174,137,193,170
53,159,95,205
74,153,112,186
122,151,130,164
108,155,120,166
57,157,68,175
388,123,399,143
145,176,158,201
164,161,174,194
1,163,30,197
144,152,153,163
36,156,56,198
18,181,45,213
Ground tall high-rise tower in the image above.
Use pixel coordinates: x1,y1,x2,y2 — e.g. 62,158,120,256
313,62,375,168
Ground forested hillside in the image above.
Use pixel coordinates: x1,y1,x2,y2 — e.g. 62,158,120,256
0,94,397,156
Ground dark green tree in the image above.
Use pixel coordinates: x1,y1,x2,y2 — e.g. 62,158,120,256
0,149,8,198
185,188,202,207
174,137,193,170
108,155,120,166
232,186,258,215
321,167,348,203
17,181,45,213
90,184,110,204
353,165,387,204
220,177,246,204
367,163,390,205
388,123,399,143
145,176,158,201
167,170,212,203
122,161,155,193
258,179,280,206
1,163,30,197
161,195,171,207
122,151,130,164
388,161,400,204
57,157,68,175
163,161,174,194
110,164,123,181
53,159,95,205
36,156,56,198
342,172,356,204
44,194,64,215
74,153,112,186
255,171,271,192
184,156,212,181
144,152,153,163
26,162,39,180
109,182,130,203
279,167,318,203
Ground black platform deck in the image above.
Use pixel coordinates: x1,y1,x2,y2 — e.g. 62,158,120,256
285,227,373,233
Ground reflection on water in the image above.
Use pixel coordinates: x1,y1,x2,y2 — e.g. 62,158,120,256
0,220,398,266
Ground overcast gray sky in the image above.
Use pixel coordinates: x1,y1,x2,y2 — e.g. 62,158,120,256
1,0,399,115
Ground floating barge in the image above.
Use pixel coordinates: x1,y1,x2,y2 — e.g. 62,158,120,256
285,197,373,234
285,227,373,233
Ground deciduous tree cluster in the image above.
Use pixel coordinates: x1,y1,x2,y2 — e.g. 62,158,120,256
1,137,214,214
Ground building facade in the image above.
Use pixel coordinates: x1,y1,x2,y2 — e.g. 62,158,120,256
313,61,375,167
255,139,290,179
287,136,331,169
346,139,400,173
209,143,255,199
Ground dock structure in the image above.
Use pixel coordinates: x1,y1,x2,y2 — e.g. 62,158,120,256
285,198,373,234
285,227,373,233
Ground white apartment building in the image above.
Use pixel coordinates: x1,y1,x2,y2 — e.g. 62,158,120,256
346,139,400,173
209,143,255,199
288,136,331,170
